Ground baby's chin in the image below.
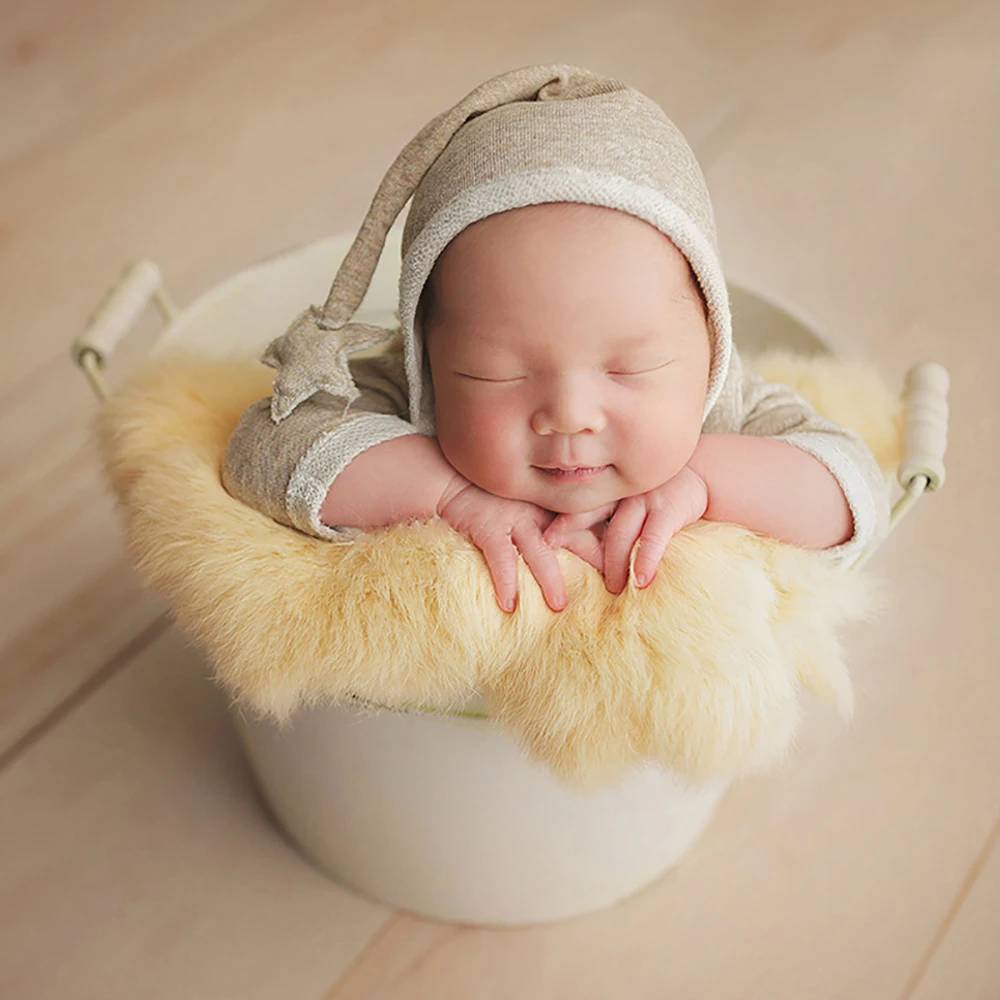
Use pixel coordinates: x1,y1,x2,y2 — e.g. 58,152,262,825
460,458,690,513
485,468,632,515
535,484,620,515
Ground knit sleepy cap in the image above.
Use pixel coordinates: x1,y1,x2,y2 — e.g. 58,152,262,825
262,63,733,433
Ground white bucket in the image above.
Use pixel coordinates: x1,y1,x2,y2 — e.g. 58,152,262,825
234,704,730,925
96,221,836,925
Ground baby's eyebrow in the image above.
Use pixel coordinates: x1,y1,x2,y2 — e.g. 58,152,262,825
606,328,666,351
460,325,667,356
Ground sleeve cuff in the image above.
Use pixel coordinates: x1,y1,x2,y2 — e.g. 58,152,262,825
285,413,423,540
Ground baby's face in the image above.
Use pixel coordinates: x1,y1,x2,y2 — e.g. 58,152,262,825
422,203,711,514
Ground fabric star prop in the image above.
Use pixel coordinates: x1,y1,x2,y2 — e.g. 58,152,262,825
261,305,396,423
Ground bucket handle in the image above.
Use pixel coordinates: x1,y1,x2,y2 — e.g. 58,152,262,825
850,361,950,570
888,361,950,533
898,362,949,493
70,259,178,402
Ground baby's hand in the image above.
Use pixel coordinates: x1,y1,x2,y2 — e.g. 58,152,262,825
541,503,613,576
436,477,567,614
544,467,709,595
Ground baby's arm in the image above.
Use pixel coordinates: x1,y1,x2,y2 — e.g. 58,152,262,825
687,434,853,549
696,349,890,565
223,333,423,539
322,437,579,613
318,433,462,529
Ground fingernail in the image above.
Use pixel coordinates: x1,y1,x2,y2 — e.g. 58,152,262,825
635,573,648,587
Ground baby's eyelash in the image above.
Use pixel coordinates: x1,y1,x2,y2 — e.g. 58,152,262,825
457,373,525,383
607,360,674,376
457,360,675,381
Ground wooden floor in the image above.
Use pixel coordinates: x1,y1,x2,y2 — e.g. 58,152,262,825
2,0,998,996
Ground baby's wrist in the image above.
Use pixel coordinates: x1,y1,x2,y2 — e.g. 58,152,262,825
684,436,713,493
436,468,473,515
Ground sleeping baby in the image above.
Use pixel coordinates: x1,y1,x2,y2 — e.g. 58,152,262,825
222,64,890,615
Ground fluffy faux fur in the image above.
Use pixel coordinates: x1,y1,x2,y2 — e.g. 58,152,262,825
97,349,901,786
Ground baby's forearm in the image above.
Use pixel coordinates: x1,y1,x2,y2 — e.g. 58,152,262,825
319,434,464,529
687,434,853,550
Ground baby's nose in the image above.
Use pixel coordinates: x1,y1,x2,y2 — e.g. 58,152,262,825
531,374,606,436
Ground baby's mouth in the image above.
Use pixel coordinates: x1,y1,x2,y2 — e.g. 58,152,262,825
535,465,609,482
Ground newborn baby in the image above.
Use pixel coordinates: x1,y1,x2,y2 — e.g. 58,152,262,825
222,65,890,614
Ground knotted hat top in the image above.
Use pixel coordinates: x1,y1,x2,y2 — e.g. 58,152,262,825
262,64,732,434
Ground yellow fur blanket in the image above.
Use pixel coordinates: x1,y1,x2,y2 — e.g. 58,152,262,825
97,349,901,786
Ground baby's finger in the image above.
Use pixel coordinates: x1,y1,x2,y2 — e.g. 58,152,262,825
543,515,580,547
478,533,520,612
543,503,616,545
603,499,646,595
632,508,676,587
559,531,604,573
512,524,568,612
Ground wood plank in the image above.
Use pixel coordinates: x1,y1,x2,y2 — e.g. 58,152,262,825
708,0,1000,372
0,0,280,165
0,353,168,753
0,625,391,999
907,821,1000,1000
0,560,165,763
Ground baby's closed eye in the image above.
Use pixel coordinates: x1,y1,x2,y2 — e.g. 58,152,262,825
456,371,527,383
456,359,676,383
606,359,675,377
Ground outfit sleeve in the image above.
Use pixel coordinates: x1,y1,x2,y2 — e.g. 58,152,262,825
723,349,891,567
221,331,422,540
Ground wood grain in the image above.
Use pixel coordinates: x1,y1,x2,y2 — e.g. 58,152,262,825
0,626,390,999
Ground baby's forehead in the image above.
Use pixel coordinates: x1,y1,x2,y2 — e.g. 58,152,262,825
421,204,707,351
431,204,700,300
454,201,675,254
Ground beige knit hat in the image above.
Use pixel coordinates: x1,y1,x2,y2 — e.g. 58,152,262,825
262,63,732,433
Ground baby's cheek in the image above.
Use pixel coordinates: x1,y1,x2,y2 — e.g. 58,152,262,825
472,407,526,489
615,400,699,489
437,396,523,491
